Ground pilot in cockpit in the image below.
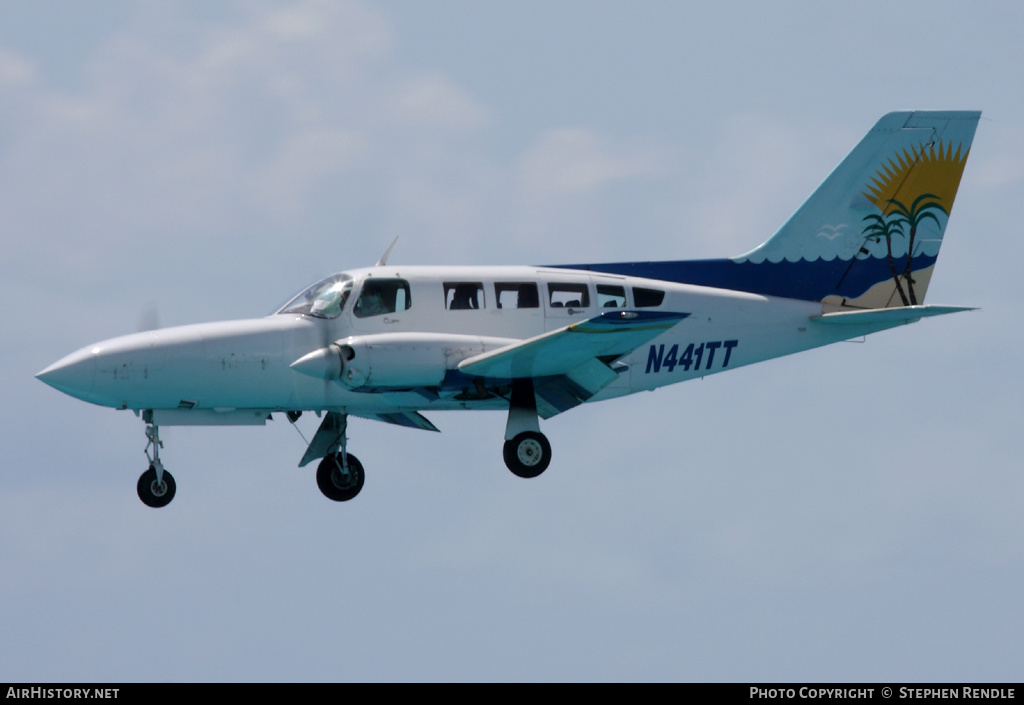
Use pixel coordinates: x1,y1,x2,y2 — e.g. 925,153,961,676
309,281,351,318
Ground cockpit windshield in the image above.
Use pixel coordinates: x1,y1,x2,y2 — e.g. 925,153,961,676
275,273,354,319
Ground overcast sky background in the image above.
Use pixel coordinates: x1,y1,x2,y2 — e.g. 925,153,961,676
2,0,1022,682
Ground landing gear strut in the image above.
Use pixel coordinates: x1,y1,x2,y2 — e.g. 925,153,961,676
503,379,551,478
138,418,176,508
301,412,366,502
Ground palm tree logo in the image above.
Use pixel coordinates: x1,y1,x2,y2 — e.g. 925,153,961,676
859,140,969,306
862,194,948,305
862,211,910,306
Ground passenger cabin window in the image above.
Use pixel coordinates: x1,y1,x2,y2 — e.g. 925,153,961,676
495,282,539,309
444,282,485,310
597,284,627,308
633,287,665,308
547,282,590,308
353,278,411,318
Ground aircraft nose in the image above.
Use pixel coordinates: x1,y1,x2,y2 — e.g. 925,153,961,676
37,347,97,401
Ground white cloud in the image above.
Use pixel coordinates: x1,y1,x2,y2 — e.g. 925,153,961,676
7,1,1023,682
253,128,370,213
0,2,399,272
679,112,858,257
0,49,34,86
518,127,666,198
390,71,490,131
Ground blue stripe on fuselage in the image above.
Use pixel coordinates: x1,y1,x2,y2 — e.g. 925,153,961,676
552,254,937,302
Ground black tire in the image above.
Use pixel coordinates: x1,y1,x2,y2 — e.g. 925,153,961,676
137,464,176,508
316,453,365,502
503,431,551,478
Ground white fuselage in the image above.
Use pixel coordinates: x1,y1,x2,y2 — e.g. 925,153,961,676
38,265,876,421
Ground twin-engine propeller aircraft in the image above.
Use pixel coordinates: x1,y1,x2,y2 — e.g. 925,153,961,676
38,111,980,508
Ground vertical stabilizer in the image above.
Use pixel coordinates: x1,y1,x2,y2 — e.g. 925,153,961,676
734,111,980,308
554,111,980,306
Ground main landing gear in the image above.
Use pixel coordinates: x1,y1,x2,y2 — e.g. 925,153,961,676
301,388,552,504
502,379,551,478
138,419,176,508
503,431,551,478
300,411,365,502
316,452,365,502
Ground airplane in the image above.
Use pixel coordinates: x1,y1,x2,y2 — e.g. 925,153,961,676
37,110,980,508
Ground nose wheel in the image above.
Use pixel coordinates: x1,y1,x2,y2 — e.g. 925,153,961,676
137,417,176,508
137,462,176,508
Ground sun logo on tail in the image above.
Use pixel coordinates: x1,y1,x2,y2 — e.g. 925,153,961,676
860,141,970,305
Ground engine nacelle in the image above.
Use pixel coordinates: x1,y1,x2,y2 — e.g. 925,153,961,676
290,333,515,390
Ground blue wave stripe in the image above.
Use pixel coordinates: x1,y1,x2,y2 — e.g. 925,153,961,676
553,254,938,302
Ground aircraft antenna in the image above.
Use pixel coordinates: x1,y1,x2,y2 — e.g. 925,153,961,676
376,237,399,267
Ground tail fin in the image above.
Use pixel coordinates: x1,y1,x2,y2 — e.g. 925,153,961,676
735,110,980,308
554,111,979,306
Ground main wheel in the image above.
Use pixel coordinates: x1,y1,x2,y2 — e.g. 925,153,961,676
316,453,365,502
503,431,551,478
137,464,176,508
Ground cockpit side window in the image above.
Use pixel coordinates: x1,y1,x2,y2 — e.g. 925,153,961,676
495,282,539,309
444,282,485,310
275,273,353,319
354,279,412,318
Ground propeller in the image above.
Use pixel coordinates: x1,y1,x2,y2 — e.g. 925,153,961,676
138,301,160,332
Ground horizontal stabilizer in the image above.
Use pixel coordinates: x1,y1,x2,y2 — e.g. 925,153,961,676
811,305,976,326
458,310,688,380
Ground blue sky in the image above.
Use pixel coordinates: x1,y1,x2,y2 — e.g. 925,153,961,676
2,0,1022,681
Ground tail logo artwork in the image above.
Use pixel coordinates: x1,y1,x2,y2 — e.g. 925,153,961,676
860,141,971,305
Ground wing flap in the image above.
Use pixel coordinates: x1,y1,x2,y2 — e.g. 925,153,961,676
351,410,440,432
532,358,622,419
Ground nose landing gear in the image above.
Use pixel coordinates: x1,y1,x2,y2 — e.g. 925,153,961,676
138,419,176,508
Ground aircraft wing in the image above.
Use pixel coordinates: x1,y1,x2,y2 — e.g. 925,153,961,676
458,310,688,379
459,310,688,417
